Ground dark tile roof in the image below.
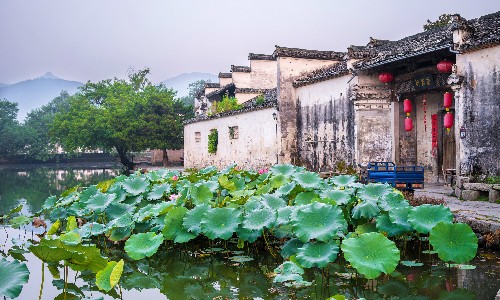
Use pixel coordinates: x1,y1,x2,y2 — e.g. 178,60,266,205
248,53,276,60
231,65,251,73
204,83,220,89
235,88,273,94
184,88,278,124
459,11,500,52
347,38,392,59
273,45,345,60
293,61,349,88
205,83,235,98
218,72,232,78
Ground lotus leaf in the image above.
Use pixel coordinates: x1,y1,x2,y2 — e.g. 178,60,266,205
47,219,61,235
135,204,158,221
355,223,377,235
388,207,413,232
65,215,77,232
320,189,353,205
190,184,213,205
0,258,29,298
293,171,323,190
242,207,276,231
243,198,263,212
87,192,116,213
351,200,381,219
292,202,347,242
203,180,221,193
296,241,340,268
280,238,304,258
236,226,262,242
255,183,272,195
125,232,164,260
78,222,107,237
9,215,31,229
107,225,134,242
96,178,114,193
273,224,294,239
357,184,393,202
378,192,409,211
275,182,296,197
376,213,409,237
121,176,149,196
146,183,171,201
42,195,57,210
341,232,400,279
294,191,320,205
163,206,196,243
269,174,290,189
106,202,135,220
106,185,127,202
59,232,82,246
229,189,255,199
199,165,217,175
429,222,478,263
400,260,423,267
276,206,294,225
201,207,242,240
408,204,453,234
273,261,304,283
270,164,297,176
123,195,143,206
229,255,254,263
107,213,134,228
261,194,287,210
50,207,67,221
219,175,236,191
330,175,357,187
96,259,124,292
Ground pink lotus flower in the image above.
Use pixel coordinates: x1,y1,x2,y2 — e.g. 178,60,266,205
172,175,178,181
169,194,179,201
258,169,268,175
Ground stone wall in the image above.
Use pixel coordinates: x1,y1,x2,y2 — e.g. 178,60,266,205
296,75,355,171
249,59,277,89
232,72,251,89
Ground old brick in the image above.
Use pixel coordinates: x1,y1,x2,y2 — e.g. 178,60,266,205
463,183,492,192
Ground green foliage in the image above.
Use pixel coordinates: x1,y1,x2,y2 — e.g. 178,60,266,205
408,204,453,234
207,129,218,154
0,99,23,155
95,259,124,292
255,95,265,105
213,95,241,114
0,258,30,298
429,222,478,263
423,14,452,31
124,232,164,260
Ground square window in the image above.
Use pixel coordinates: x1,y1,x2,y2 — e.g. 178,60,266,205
229,126,239,139
195,132,201,142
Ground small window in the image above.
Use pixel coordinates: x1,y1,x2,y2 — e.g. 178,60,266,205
229,126,239,139
195,132,201,142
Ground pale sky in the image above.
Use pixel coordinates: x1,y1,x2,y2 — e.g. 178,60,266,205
1,0,500,84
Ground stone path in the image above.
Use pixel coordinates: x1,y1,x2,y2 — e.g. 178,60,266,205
415,183,500,234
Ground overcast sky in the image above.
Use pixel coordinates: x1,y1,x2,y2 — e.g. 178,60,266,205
1,0,500,84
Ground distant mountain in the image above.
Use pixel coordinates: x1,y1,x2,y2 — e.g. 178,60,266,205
0,72,83,121
0,83,10,88
161,72,218,98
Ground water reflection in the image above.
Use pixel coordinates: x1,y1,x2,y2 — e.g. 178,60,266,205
0,167,118,215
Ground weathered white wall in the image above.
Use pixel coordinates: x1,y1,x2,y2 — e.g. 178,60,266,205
296,75,355,172
184,107,279,170
235,92,261,104
219,77,233,86
205,87,219,96
455,46,500,176
250,60,277,89
232,72,251,89
278,57,340,164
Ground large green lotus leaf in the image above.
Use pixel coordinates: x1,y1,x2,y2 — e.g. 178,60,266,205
357,184,393,202
146,183,171,201
50,207,67,221
66,216,78,232
106,185,128,202
107,213,134,228
125,232,164,260
199,165,217,175
9,215,31,229
151,201,174,216
236,226,262,242
78,222,107,237
201,207,242,240
276,206,295,225
107,225,134,242
270,164,297,176
378,192,410,211
296,241,340,268
408,204,453,234
273,224,294,239
243,197,263,212
429,222,478,263
352,200,381,219
59,232,82,246
341,232,400,279
320,189,353,205
280,238,304,258
293,171,323,190
95,259,124,292
269,174,290,189
0,258,29,298
190,184,213,205
218,175,236,191
29,241,74,263
106,202,135,220
135,204,157,222
242,207,276,231
294,191,320,206
122,176,149,196
273,261,304,283
388,207,413,231
229,189,255,200
66,245,108,273
275,182,296,197
163,206,196,243
123,195,143,206
292,202,347,242
330,175,357,187
87,192,116,214
255,183,272,195
375,213,410,237
42,195,58,210
78,186,98,203
261,194,287,210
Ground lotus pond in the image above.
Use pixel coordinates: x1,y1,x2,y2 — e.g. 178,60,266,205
0,165,499,299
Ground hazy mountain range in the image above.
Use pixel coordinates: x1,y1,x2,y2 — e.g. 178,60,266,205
0,72,217,122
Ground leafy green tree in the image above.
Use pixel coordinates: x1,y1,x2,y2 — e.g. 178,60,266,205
423,14,452,31
0,99,23,155
51,69,193,171
178,79,210,106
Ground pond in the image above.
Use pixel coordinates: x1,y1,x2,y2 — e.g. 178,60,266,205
0,166,499,299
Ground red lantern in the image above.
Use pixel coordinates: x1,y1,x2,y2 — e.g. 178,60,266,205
444,112,454,131
378,72,394,84
403,99,412,115
444,92,453,111
405,117,413,132
437,60,453,73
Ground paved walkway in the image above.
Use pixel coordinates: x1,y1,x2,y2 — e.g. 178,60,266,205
415,183,500,234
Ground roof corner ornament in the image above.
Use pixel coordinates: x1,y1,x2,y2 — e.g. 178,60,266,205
450,14,474,51
447,64,463,93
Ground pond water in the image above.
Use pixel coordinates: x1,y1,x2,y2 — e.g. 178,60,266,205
0,166,499,299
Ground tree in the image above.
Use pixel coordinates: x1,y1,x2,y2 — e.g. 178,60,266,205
50,69,193,172
423,14,452,31
0,99,23,155
22,91,71,160
178,79,210,106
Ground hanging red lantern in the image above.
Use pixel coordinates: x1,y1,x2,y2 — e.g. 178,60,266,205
403,99,412,116
437,60,453,73
378,72,394,84
444,112,454,132
405,117,413,132
444,92,453,111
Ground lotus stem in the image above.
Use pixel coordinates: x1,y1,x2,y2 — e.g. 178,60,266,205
38,262,44,300
262,230,276,257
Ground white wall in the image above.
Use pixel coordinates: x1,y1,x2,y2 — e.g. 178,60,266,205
250,60,277,89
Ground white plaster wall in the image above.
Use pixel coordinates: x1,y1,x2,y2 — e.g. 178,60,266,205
219,77,233,86
232,72,251,89
205,87,219,96
235,92,261,104
184,107,279,170
250,60,277,89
